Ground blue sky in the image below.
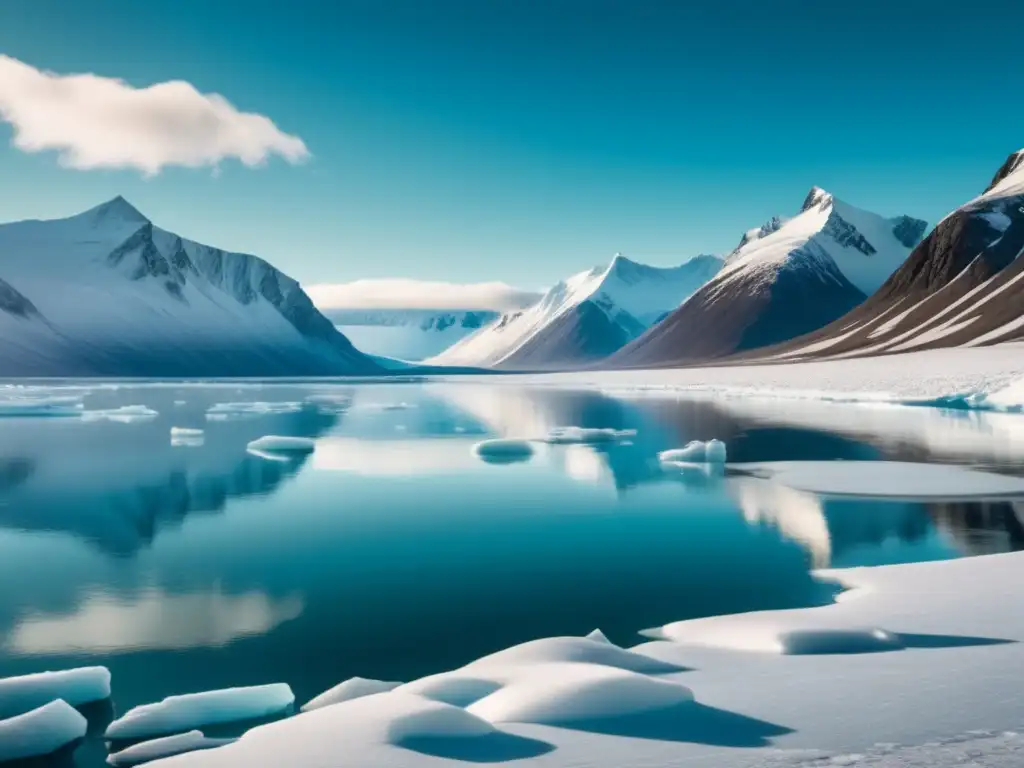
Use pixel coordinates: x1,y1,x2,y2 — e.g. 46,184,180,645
0,0,1022,290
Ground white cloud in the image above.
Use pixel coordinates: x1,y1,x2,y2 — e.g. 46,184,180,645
306,278,543,311
0,55,309,175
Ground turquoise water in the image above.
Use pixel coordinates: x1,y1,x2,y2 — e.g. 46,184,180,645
0,381,1021,766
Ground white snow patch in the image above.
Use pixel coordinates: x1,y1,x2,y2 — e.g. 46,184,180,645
105,684,295,741
0,666,111,719
0,700,87,763
301,678,401,713
107,731,236,767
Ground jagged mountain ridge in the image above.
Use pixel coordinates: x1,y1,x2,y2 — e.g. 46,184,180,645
608,188,927,367
431,253,723,369
762,148,1024,359
0,197,381,376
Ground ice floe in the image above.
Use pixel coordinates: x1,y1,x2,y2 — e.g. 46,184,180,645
170,426,205,448
107,731,236,766
205,402,303,421
0,666,111,719
731,460,1024,499
301,678,401,712
659,438,727,464
472,438,534,464
0,700,87,763
105,684,295,741
544,427,637,444
245,436,316,458
0,395,83,417
82,405,159,423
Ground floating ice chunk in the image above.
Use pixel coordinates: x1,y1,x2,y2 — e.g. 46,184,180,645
301,678,401,712
0,666,111,719
731,460,1024,499
170,427,205,448
465,636,683,676
173,400,187,406
472,439,534,464
205,402,303,421
304,394,352,413
544,427,637,445
82,405,159,423
381,403,414,411
0,396,83,417
659,439,727,464
0,700,87,762
467,663,694,724
105,684,295,742
585,628,611,644
246,436,316,457
397,675,503,708
642,614,903,655
107,731,235,766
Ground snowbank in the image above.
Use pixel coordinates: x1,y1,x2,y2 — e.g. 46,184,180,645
105,684,295,741
472,438,534,463
730,460,1024,499
467,662,694,724
301,678,401,712
108,731,236,767
659,439,727,464
0,700,87,762
0,666,111,718
544,427,637,444
245,436,316,456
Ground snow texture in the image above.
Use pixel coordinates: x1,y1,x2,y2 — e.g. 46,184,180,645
301,678,402,713
0,666,111,719
105,684,295,741
0,700,87,762
108,731,237,767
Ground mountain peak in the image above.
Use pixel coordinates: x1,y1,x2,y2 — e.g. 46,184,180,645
801,186,834,212
985,149,1024,195
83,196,150,226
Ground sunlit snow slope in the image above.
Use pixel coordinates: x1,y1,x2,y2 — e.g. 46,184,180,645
431,253,722,369
610,189,926,366
767,148,1024,360
0,198,381,376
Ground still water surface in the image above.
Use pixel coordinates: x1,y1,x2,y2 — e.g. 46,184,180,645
0,380,1022,766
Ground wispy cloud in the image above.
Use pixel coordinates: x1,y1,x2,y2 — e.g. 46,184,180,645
306,279,543,311
0,55,309,175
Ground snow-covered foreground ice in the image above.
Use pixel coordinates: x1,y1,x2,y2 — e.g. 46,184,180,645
730,460,1024,499
0,666,111,718
0,700,87,762
147,547,1024,768
301,678,401,712
106,684,295,741
107,732,237,767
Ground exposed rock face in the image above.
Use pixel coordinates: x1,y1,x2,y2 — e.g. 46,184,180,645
760,150,1024,359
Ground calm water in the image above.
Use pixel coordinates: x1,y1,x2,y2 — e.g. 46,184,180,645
1,380,1023,766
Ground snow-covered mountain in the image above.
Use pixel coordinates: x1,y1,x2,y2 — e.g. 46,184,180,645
430,253,723,369
766,149,1024,359
610,189,927,366
0,197,381,376
324,308,500,361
